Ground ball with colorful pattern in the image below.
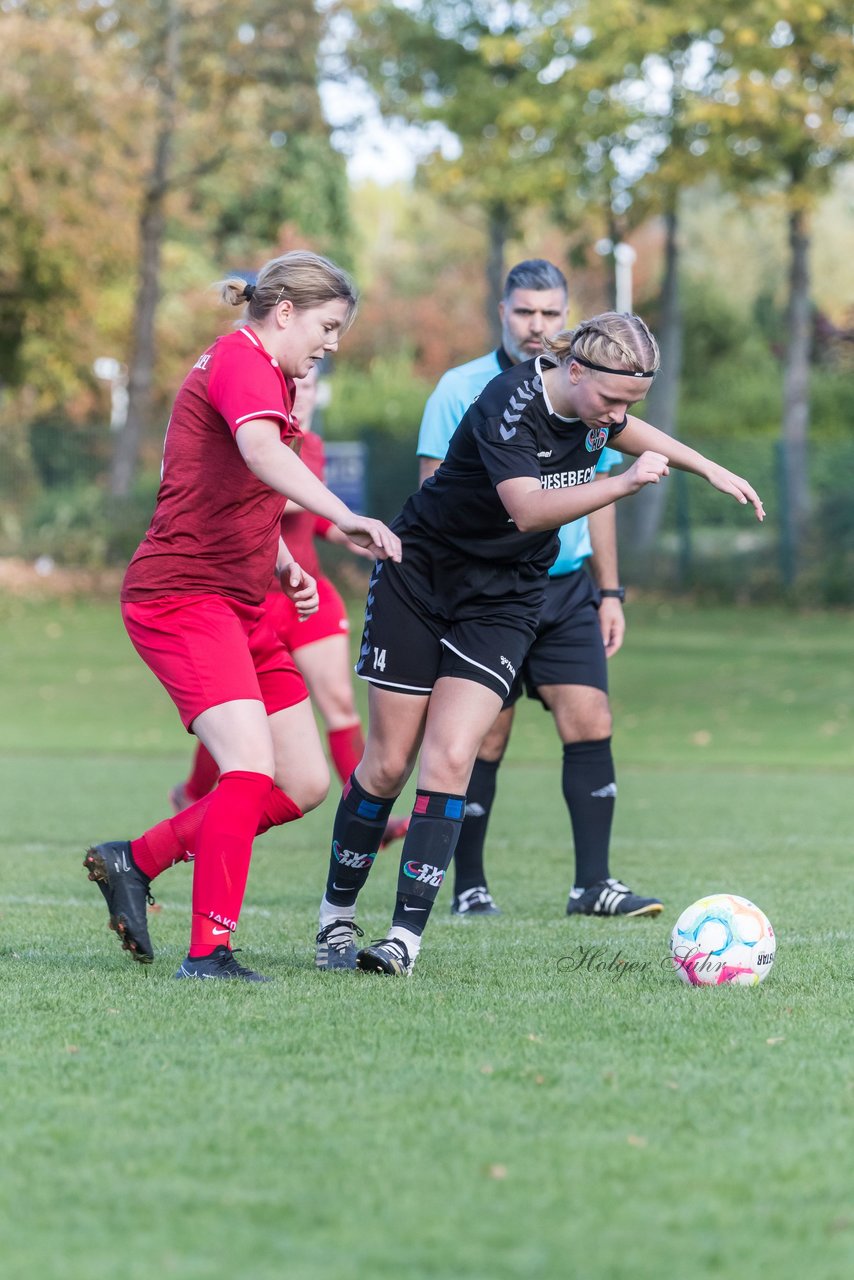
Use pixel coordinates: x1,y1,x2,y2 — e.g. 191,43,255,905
670,894,776,987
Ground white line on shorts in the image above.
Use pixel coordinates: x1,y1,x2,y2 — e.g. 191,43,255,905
439,638,510,695
354,672,434,693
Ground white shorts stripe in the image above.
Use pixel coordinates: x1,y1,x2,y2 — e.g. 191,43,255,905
355,671,433,694
438,638,510,695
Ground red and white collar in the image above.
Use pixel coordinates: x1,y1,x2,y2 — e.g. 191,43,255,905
238,326,281,369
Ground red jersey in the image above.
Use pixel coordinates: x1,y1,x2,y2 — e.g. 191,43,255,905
278,430,327,580
122,327,300,606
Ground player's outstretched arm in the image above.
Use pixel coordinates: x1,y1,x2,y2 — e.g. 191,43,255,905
701,461,765,520
237,419,402,561
497,451,669,534
615,416,765,522
320,522,377,559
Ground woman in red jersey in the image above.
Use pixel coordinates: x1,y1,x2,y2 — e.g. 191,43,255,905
170,368,410,845
83,250,401,982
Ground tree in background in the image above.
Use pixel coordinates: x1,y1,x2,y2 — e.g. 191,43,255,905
331,1,853,579
518,7,717,553
697,2,854,577
1,1,350,495
339,183,491,379
66,0,351,496
0,10,136,410
0,8,140,514
327,0,619,336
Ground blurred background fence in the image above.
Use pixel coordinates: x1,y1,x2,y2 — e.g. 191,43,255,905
2,418,851,605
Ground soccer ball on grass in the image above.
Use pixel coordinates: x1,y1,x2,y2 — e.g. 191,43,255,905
670,893,775,986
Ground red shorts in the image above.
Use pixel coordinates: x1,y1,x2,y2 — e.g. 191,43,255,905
263,575,350,653
121,593,308,730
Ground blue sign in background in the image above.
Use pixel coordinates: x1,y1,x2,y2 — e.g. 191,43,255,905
324,441,368,514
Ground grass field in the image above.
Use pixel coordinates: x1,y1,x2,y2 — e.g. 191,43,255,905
1,593,852,1280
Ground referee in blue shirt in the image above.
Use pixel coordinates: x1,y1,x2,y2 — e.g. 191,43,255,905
417,259,662,920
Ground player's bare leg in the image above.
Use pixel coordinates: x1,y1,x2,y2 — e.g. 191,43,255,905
296,634,410,847
358,677,504,975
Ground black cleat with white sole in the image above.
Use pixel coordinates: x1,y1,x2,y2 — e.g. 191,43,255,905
356,937,413,976
174,946,270,982
451,885,501,917
566,877,662,918
83,840,155,963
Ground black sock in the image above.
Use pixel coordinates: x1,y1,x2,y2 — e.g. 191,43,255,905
562,738,616,888
453,756,501,896
324,774,397,908
391,790,465,936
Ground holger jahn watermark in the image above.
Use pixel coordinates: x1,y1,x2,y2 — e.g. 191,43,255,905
557,942,735,982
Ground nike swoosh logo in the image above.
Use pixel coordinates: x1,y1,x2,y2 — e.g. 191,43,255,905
212,927,230,936
402,904,426,912
332,883,349,891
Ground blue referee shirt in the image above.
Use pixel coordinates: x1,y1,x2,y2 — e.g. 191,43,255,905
417,349,622,576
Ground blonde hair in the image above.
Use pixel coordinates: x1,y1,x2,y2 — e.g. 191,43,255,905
544,312,659,375
217,250,358,332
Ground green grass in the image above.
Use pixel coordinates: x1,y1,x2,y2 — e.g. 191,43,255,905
1,594,852,1280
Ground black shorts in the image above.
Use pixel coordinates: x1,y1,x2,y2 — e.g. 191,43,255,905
354,556,540,700
505,567,608,708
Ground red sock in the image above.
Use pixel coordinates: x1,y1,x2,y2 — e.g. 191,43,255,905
131,796,213,879
189,770,273,957
185,742,220,803
131,784,303,881
327,723,365,783
257,786,303,833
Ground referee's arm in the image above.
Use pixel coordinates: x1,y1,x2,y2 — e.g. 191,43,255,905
416,377,466,486
587,469,620,594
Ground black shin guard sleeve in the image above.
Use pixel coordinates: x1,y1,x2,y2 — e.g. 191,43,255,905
391,790,465,936
325,774,397,908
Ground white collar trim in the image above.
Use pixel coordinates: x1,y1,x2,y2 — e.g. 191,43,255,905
239,326,262,350
536,354,579,423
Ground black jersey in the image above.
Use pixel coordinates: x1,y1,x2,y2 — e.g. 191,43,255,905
398,354,625,582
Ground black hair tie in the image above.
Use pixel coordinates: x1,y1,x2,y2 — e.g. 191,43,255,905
243,282,256,301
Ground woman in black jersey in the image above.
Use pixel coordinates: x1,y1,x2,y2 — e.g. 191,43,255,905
313,313,764,976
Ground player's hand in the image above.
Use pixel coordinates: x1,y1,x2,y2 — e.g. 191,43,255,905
322,523,378,560
337,515,402,562
704,463,765,521
598,597,625,658
622,451,670,494
279,562,319,618
346,540,380,561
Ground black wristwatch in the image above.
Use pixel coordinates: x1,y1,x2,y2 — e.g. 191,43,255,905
599,587,626,602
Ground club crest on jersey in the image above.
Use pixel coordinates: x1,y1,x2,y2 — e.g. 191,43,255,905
585,426,608,452
403,860,445,887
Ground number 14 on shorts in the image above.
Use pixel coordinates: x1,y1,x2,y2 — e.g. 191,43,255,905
372,647,387,672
